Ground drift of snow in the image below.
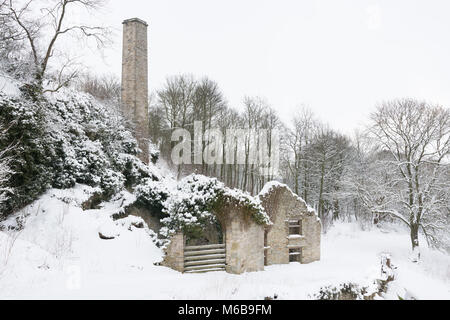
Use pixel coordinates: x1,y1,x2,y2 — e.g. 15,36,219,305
0,185,448,300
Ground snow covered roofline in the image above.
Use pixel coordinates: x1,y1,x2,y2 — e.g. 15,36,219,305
259,181,322,265
156,174,271,239
259,181,318,218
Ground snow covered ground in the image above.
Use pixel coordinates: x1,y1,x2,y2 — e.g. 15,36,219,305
0,72,20,97
0,185,449,300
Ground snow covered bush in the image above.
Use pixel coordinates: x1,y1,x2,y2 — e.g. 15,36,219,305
0,93,54,214
134,178,171,211
0,88,155,216
148,142,160,164
159,174,270,238
0,123,14,207
311,282,370,300
100,169,125,198
115,153,157,188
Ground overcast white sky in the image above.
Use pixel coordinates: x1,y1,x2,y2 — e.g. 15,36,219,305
83,0,450,135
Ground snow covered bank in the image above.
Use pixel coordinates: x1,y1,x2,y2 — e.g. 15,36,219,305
0,72,20,97
0,186,449,300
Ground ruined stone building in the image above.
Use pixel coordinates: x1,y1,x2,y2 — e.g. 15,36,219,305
163,199,266,274
162,181,321,274
121,18,150,164
259,182,321,265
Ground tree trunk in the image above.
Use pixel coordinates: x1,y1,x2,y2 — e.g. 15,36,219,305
318,160,325,219
410,223,420,250
410,222,420,262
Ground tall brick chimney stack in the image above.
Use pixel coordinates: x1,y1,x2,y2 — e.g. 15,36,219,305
121,18,149,164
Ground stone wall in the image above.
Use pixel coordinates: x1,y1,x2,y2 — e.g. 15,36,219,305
162,203,266,275
161,233,184,273
301,211,321,263
259,183,321,265
121,18,150,164
219,204,265,274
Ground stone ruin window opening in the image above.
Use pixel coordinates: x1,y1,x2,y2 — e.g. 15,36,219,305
288,219,303,263
288,219,303,236
289,248,302,263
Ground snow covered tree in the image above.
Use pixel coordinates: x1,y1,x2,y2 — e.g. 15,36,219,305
0,93,52,213
0,123,14,208
6,0,111,96
281,110,351,229
0,0,23,47
283,107,317,199
337,131,379,225
367,99,450,259
308,125,350,223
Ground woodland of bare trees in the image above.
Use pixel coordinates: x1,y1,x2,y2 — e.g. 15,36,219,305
150,75,450,253
150,74,283,191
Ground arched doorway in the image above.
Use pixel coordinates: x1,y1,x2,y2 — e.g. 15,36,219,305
185,220,224,246
183,220,227,273
163,200,267,275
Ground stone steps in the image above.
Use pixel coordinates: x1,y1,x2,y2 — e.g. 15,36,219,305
183,243,227,273
184,258,226,267
185,244,225,251
184,267,226,274
184,253,226,262
184,264,226,272
184,249,226,256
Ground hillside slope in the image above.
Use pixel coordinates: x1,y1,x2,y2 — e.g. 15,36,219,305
0,71,165,217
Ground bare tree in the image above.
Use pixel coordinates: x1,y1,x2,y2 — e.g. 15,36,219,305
0,0,26,74
306,125,350,225
6,0,111,94
0,0,23,43
241,97,265,193
368,99,450,260
284,107,317,197
191,77,226,175
158,74,196,131
338,130,376,225
258,105,283,189
77,72,120,103
157,74,197,177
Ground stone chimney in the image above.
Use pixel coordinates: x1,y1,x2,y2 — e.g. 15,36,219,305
121,18,149,164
